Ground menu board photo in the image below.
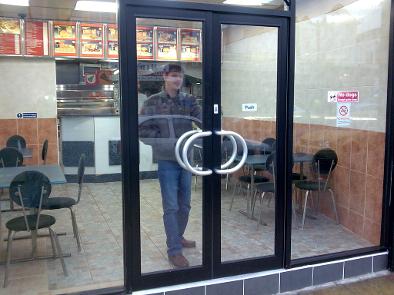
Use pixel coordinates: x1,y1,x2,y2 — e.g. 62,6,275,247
0,18,21,55
53,22,77,57
157,44,177,61
137,26,153,43
156,27,177,61
157,27,177,44
25,21,49,56
136,26,153,60
107,24,118,58
80,23,104,58
180,29,201,61
137,43,153,60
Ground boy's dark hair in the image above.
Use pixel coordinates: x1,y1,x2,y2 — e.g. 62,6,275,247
163,63,184,74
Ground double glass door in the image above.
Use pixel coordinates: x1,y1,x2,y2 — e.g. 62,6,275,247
121,3,289,290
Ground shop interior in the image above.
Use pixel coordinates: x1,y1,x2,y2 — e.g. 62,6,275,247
0,0,389,294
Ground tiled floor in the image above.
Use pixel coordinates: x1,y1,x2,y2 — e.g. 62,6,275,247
0,179,372,294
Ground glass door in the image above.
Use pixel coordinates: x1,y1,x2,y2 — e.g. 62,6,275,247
212,14,288,276
120,3,289,290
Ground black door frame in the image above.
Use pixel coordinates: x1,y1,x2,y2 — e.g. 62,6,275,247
211,13,289,277
118,0,394,293
118,0,295,292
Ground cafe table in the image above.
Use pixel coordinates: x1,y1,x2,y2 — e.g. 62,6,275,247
0,164,69,263
235,152,313,222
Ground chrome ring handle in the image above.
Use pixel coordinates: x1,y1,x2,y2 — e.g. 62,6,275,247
215,131,237,169
214,130,248,175
175,130,200,170
182,131,213,176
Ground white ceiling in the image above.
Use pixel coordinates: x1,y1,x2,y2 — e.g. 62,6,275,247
0,0,117,23
0,0,362,23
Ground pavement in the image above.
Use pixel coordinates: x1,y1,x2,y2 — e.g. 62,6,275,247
299,273,394,295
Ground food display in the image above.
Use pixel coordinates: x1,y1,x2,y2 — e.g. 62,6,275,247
53,23,76,39
55,39,77,54
107,24,118,58
156,27,178,61
80,23,104,58
137,27,153,43
0,18,21,55
157,44,177,61
53,22,77,57
81,40,103,56
137,26,153,60
137,43,153,59
180,29,201,61
25,21,49,56
0,19,203,62
81,24,102,40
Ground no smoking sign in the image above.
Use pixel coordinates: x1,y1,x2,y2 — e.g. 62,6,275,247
339,105,349,117
336,102,351,127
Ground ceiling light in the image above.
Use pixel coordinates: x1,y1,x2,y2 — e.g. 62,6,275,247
0,0,29,6
75,1,117,13
223,0,272,6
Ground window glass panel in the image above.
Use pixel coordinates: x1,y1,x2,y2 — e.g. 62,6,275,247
291,0,390,259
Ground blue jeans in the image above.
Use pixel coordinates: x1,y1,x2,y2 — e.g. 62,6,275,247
157,160,192,256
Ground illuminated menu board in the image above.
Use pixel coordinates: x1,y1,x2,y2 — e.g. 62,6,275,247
53,21,77,57
156,27,177,61
25,21,49,56
0,18,21,55
107,24,118,59
80,23,104,58
136,26,153,60
180,29,201,62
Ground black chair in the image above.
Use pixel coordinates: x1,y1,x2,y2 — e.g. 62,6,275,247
41,139,48,164
6,135,26,150
4,171,67,287
0,147,23,168
42,154,85,252
294,148,339,229
253,153,276,228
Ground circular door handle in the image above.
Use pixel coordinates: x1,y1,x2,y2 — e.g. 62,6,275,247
182,131,213,176
175,130,200,170
214,130,248,175
215,130,237,170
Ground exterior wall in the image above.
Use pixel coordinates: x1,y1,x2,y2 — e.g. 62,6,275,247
0,57,59,164
132,252,388,295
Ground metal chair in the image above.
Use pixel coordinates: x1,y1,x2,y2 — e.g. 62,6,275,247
41,139,48,164
294,148,339,229
0,147,23,168
253,153,276,228
6,135,26,150
42,154,85,252
4,171,67,287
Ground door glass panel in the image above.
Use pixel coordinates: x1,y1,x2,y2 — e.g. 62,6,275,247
136,18,204,273
221,24,278,262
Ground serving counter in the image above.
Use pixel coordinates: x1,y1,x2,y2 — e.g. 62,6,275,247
60,115,157,182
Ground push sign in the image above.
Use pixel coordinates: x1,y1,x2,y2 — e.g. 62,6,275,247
328,91,359,103
242,103,257,112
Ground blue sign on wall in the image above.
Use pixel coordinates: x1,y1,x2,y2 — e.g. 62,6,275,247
17,112,38,119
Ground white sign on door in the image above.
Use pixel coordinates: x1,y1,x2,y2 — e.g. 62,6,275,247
242,103,257,112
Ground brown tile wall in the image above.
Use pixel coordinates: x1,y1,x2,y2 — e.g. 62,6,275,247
0,118,59,165
223,117,384,245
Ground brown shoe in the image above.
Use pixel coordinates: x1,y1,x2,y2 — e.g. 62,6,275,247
181,238,196,248
168,254,190,268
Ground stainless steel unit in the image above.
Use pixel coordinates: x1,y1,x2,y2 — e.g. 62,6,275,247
56,84,117,116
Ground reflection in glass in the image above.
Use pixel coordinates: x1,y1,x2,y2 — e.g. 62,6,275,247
137,19,203,273
291,0,390,259
220,24,278,262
